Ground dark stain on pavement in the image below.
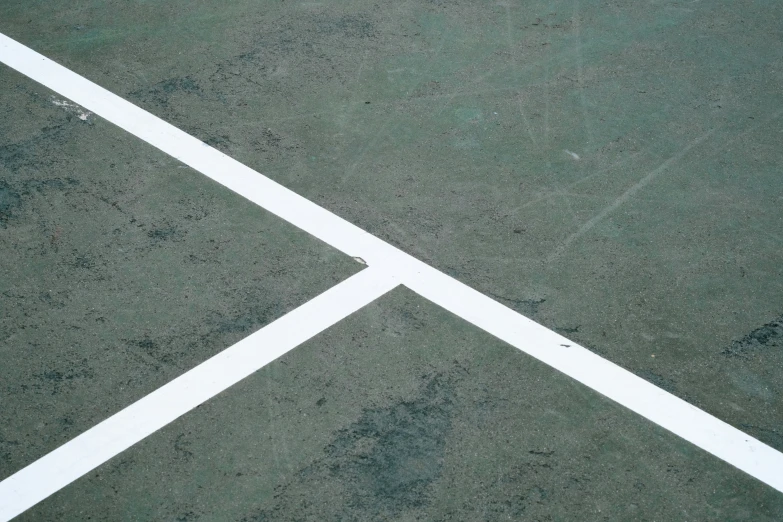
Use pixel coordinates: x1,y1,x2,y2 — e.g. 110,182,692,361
0,124,71,172
128,76,203,109
324,374,453,515
488,292,546,318
243,372,457,521
0,180,22,226
722,315,782,359
633,369,678,395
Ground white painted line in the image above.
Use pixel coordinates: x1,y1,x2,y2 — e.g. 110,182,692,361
0,33,404,273
402,265,783,495
1,31,782,515
0,268,399,522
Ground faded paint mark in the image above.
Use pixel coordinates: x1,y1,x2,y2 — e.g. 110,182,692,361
50,96,91,121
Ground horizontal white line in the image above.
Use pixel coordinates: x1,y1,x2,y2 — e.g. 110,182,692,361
0,31,781,519
0,268,398,522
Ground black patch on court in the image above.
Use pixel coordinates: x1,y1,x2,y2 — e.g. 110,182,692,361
248,373,456,520
722,315,783,359
487,292,546,318
0,122,78,172
0,177,80,228
0,180,22,226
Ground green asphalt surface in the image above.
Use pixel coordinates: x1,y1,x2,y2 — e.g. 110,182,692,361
16,289,783,521
0,67,360,482
1,0,782,520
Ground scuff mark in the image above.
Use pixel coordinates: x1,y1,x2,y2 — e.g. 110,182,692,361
50,96,92,121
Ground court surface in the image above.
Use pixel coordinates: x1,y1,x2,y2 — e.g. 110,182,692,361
1,0,782,520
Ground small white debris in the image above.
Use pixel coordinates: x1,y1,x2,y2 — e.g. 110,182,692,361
352,256,367,265
564,149,580,160
51,96,92,121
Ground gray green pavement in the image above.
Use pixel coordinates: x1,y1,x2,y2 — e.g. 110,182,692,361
17,289,783,521
1,0,782,519
0,67,359,481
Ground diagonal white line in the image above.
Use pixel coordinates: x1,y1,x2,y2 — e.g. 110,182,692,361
403,266,783,495
0,31,781,520
0,268,399,522
0,33,402,271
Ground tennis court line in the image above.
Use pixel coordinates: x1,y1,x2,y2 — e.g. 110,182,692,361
0,267,398,522
405,270,783,493
0,29,782,513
